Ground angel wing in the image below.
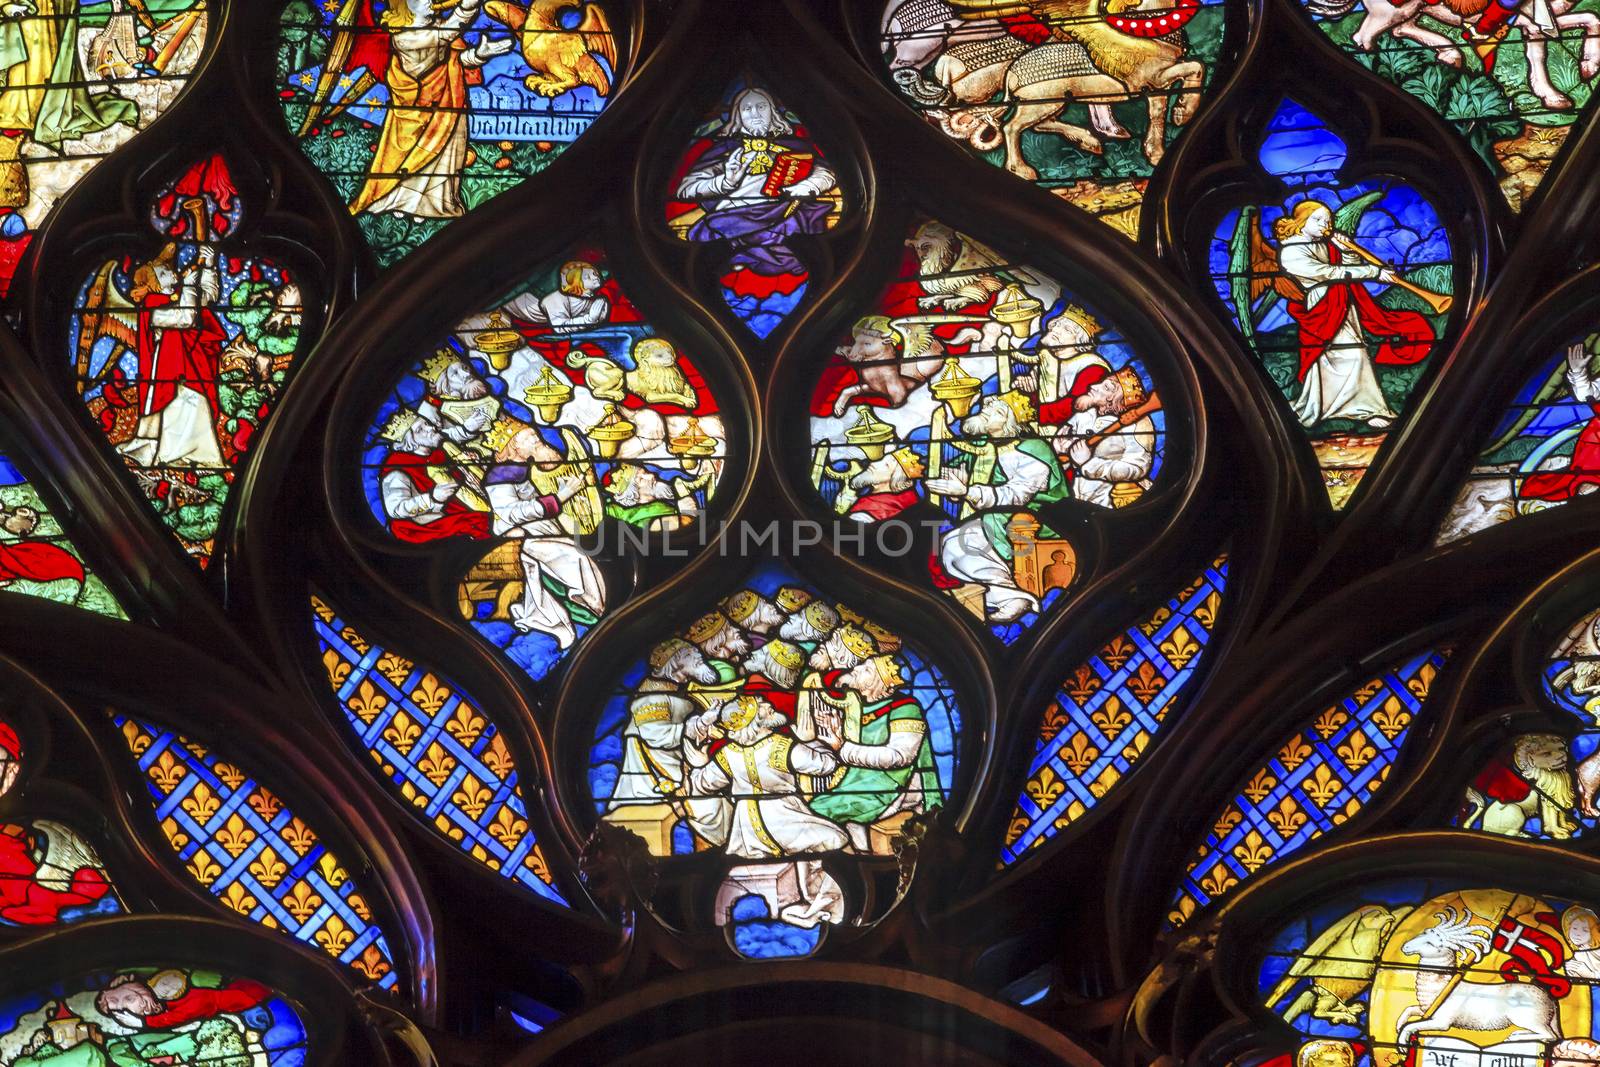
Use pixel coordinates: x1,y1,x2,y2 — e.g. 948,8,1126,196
1265,904,1407,1013
75,261,139,389
1227,206,1302,345
31,820,107,892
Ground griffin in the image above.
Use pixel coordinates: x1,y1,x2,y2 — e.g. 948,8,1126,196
484,0,617,98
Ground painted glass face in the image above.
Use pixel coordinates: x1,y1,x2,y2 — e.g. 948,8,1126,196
70,156,304,568
0,966,309,1065
879,0,1232,237
1208,102,1453,509
0,0,210,297
807,218,1164,641
1261,881,1600,1064
276,0,619,266
361,246,728,682
586,566,963,955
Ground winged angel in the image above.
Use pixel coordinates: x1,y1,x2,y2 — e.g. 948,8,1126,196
1227,195,1445,430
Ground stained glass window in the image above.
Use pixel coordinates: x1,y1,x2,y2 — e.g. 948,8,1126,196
1,0,1599,1061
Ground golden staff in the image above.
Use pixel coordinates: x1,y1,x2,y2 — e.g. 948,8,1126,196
1335,236,1453,315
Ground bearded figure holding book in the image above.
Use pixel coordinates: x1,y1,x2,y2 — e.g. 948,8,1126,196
674,86,837,276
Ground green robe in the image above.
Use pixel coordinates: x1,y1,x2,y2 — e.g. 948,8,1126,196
605,499,677,527
809,696,942,825
969,437,1067,562
0,0,138,147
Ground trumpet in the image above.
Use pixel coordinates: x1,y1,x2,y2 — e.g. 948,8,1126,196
1334,235,1452,315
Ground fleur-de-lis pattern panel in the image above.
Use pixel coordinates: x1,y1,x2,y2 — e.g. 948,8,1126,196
312,595,566,907
1001,557,1228,865
876,0,1232,237
0,444,124,619
69,155,306,568
275,0,619,266
1167,650,1446,927
115,716,398,989
1439,331,1600,544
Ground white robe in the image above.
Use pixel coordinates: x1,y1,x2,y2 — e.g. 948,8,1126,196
1279,237,1396,427
487,477,606,649
687,734,849,859
608,688,731,847
939,445,1052,621
1064,409,1155,509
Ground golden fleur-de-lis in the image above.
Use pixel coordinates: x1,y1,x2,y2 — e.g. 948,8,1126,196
1301,761,1343,808
1063,664,1102,706
1167,896,1197,927
221,881,258,915
159,816,189,851
453,775,492,820
215,812,256,858
525,843,553,884
318,852,348,888
1127,660,1167,704
281,817,318,857
489,806,528,844
1352,679,1386,706
315,914,354,956
383,710,421,755
1061,732,1099,777
1037,702,1070,743
1004,814,1031,847
181,782,221,826
1159,625,1200,669
213,761,246,790
353,943,390,981
149,749,187,793
1025,765,1068,807
1100,634,1136,671
348,680,388,725
432,813,465,841
1199,861,1238,898
1337,727,1377,771
1090,696,1133,740
1139,605,1172,637
184,740,210,762
283,879,323,922
1277,735,1313,772
1211,805,1243,839
375,651,412,686
1367,763,1390,794
349,893,372,921
1267,796,1307,838
186,851,221,886
1371,696,1412,740
1242,767,1277,804
340,626,369,656
1192,589,1222,631
418,741,457,788
247,788,283,821
1312,706,1348,739
1232,830,1275,873
483,732,516,781
322,649,351,691
249,847,287,888
122,720,151,757
311,596,335,623
446,703,486,747
1408,658,1440,700
412,673,450,717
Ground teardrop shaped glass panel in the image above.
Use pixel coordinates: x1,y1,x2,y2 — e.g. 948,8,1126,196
0,441,124,618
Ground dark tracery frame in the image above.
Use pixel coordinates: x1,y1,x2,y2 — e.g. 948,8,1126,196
0,0,1597,1063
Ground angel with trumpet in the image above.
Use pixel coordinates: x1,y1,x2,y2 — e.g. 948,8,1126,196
1238,197,1448,431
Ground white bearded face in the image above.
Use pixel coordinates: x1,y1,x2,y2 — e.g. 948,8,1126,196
665,645,717,685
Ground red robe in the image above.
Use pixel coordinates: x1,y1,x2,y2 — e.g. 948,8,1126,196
0,830,109,925
0,541,83,586
137,291,228,418
1521,404,1600,501
380,450,490,543
1287,244,1433,381
144,979,272,1028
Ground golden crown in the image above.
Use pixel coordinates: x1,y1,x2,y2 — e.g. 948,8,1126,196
868,654,905,690
764,640,803,671
484,416,523,455
419,348,460,383
996,389,1035,425
647,638,692,671
722,590,759,624
381,409,422,443
724,694,762,732
839,624,876,660
803,600,836,630
890,447,924,478
1059,303,1101,336
1114,366,1147,408
687,612,729,644
774,585,812,612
